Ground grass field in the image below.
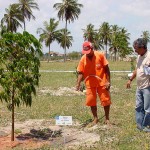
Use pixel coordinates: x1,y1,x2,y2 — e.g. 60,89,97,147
0,60,150,150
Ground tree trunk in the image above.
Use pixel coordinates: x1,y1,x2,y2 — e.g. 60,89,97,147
105,44,107,59
11,87,15,141
64,19,67,62
48,44,51,63
23,10,26,31
24,20,26,31
114,48,117,61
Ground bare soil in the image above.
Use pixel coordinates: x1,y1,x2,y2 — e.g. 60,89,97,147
0,119,102,150
0,87,114,149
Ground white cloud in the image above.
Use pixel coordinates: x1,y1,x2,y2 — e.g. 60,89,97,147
120,0,150,17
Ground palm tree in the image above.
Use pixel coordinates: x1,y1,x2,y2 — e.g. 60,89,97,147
37,18,61,62
59,28,73,50
82,24,103,50
141,31,150,43
0,24,7,37
1,4,23,33
93,33,103,50
109,25,131,61
53,0,83,62
120,27,130,40
110,25,122,61
17,0,39,31
118,27,131,58
99,22,111,58
82,24,97,42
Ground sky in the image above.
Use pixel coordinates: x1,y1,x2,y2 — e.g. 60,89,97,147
1,0,150,54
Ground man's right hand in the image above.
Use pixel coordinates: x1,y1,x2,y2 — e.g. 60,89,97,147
126,80,131,88
76,73,83,91
76,84,81,91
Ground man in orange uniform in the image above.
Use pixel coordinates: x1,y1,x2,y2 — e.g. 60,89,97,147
76,41,111,125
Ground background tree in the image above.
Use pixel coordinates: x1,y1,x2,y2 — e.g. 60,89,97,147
0,31,42,141
59,28,73,51
82,23,97,42
120,27,130,41
141,31,150,43
0,24,7,37
109,25,132,61
1,4,23,32
99,22,111,58
82,24,103,50
53,0,83,62
17,0,39,31
37,18,61,62
68,51,80,60
118,27,131,58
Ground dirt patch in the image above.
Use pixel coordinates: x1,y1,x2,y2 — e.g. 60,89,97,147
38,87,85,96
0,119,101,150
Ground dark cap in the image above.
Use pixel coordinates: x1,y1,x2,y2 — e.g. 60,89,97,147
133,38,147,49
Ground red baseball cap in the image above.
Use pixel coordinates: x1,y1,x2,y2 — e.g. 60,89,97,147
82,41,93,54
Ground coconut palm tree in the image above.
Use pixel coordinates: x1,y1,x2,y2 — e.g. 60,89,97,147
59,28,73,50
53,0,83,62
37,18,61,62
17,0,39,31
120,27,130,40
141,31,150,43
93,33,103,50
82,24,97,42
109,25,131,61
1,4,23,33
82,24,103,50
119,27,131,58
99,22,111,58
0,24,7,37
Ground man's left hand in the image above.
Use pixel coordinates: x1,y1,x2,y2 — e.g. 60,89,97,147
105,82,111,90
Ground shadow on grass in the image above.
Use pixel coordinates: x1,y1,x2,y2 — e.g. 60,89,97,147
16,128,62,140
80,119,93,128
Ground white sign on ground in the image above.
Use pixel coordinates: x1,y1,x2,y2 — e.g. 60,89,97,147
55,116,72,125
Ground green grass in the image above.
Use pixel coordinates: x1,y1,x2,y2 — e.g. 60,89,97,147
109,60,132,71
1,60,150,150
40,60,133,71
40,60,79,71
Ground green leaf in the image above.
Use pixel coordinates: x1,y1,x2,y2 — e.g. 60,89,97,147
0,31,42,110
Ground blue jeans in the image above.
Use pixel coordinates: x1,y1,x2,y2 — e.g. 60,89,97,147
136,86,150,130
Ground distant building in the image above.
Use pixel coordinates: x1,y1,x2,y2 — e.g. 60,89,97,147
43,51,64,57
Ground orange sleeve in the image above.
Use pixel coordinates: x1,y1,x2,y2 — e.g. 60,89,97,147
100,53,108,66
77,57,85,73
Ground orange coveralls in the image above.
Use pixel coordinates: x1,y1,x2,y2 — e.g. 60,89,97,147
77,51,111,106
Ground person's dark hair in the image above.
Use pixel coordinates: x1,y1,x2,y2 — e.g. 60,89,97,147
133,38,147,49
